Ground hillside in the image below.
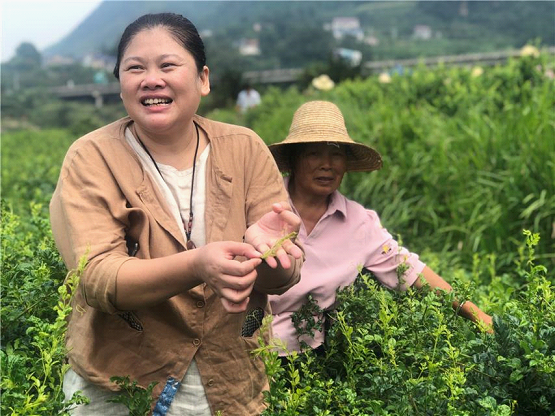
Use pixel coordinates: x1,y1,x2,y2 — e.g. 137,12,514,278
44,0,555,69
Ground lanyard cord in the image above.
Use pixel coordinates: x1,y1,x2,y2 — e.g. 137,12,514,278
135,121,201,244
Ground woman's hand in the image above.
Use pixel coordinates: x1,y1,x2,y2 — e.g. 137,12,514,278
244,201,303,269
192,241,262,313
467,305,494,334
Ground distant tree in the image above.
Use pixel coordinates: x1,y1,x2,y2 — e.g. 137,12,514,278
417,1,466,21
11,42,42,71
262,23,334,68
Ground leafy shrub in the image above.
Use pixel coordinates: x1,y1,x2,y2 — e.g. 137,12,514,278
1,129,75,219
0,208,89,414
258,231,554,415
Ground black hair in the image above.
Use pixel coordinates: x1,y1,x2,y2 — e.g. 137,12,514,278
287,142,349,177
113,13,206,80
286,143,304,176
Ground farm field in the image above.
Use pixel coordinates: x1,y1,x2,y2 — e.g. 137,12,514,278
1,52,554,415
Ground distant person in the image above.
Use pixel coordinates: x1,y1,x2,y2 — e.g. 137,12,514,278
49,13,303,415
236,83,261,113
268,100,493,357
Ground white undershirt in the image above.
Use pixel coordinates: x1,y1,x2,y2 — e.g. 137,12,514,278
125,128,209,247
124,128,211,413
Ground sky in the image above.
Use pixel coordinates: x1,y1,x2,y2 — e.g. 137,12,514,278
1,0,103,62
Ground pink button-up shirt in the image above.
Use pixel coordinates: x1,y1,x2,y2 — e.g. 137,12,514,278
269,183,426,354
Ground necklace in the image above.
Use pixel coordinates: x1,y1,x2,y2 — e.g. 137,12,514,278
135,122,200,250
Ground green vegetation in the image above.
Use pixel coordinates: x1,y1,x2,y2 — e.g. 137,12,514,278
1,210,89,414
231,51,555,280
257,230,554,415
1,51,554,414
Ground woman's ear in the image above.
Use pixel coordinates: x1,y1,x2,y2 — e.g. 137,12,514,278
199,65,211,96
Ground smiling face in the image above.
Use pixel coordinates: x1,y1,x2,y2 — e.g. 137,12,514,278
118,26,210,137
291,142,347,200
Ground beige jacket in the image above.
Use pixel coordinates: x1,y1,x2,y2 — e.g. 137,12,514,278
50,115,302,415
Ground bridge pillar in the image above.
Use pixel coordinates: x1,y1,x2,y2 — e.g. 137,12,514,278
92,90,103,108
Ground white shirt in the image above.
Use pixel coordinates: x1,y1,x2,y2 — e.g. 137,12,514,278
236,88,261,112
125,128,209,246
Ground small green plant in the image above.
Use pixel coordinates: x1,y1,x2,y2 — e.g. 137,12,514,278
260,231,298,259
106,376,158,416
291,293,325,351
1,243,89,415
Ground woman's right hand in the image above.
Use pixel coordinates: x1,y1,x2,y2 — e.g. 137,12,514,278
192,241,262,313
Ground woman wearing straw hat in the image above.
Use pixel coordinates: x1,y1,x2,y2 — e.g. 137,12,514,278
268,100,493,356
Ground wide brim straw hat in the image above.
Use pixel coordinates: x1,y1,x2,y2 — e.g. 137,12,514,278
268,100,382,172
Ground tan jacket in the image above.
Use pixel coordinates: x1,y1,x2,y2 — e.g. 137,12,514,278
50,116,302,415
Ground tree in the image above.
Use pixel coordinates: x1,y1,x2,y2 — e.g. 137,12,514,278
11,42,42,71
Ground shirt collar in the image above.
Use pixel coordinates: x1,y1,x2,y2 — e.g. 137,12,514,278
326,189,347,219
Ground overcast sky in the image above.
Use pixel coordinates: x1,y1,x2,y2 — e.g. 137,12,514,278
1,0,103,62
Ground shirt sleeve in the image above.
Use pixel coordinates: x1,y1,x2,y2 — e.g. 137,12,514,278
50,139,133,314
243,134,303,295
363,209,425,291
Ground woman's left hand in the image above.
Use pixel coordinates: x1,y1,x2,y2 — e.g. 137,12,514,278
245,201,303,269
477,311,494,334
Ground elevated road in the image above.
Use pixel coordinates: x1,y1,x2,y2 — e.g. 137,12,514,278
51,47,554,107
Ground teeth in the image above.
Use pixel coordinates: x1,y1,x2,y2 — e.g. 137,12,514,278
143,98,171,105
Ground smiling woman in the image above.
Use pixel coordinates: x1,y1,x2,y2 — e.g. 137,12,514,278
49,12,303,416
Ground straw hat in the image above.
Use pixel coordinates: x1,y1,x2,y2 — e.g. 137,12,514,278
269,101,382,172
312,74,335,91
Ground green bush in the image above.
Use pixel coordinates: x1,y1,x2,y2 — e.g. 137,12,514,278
0,205,89,414
258,231,554,415
1,129,75,218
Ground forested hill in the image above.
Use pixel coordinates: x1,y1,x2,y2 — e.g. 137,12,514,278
44,0,554,68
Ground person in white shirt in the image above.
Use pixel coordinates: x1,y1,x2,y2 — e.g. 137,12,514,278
236,83,261,113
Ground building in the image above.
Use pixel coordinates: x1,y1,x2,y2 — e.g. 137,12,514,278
330,17,364,41
238,39,261,56
44,55,76,67
82,53,117,71
413,25,432,40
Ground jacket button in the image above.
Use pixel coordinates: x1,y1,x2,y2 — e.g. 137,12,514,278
207,379,214,387
196,300,205,308
193,338,201,347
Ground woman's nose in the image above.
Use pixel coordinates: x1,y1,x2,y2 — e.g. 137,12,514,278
141,69,165,89
319,155,332,169
320,157,331,170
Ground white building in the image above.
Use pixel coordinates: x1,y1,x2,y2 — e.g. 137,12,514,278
330,17,364,41
238,39,260,56
413,25,432,40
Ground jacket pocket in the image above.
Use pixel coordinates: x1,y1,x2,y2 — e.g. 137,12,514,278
118,311,143,332
241,307,264,338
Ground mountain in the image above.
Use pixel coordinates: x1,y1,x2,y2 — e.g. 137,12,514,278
43,1,554,67
43,1,353,58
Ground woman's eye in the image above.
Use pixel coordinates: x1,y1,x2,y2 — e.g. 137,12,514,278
161,62,175,69
127,65,143,71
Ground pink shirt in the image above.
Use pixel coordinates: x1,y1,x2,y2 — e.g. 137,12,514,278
269,183,426,354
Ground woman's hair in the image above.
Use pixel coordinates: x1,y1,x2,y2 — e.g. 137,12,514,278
113,13,206,79
285,143,303,178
